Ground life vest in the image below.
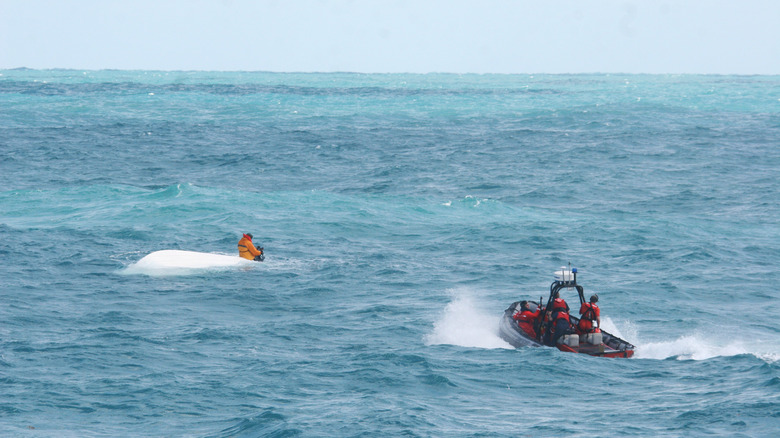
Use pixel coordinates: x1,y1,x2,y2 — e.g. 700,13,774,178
550,298,569,323
578,302,600,331
238,234,262,260
552,298,569,312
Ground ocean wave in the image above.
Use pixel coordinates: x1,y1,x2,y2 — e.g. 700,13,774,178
207,410,300,438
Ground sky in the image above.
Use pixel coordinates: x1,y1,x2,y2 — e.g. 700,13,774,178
1,0,778,74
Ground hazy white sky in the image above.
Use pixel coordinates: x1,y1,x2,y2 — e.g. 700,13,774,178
1,0,778,74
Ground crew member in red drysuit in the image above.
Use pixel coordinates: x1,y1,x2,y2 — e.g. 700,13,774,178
513,301,541,338
545,292,571,346
550,291,570,319
577,294,601,333
551,306,572,346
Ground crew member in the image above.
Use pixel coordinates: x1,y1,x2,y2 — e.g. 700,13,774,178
544,292,571,346
513,301,541,338
550,291,570,319
238,233,264,261
578,294,601,333
551,305,572,346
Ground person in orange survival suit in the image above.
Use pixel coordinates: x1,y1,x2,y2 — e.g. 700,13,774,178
577,294,601,333
513,301,541,338
238,233,264,261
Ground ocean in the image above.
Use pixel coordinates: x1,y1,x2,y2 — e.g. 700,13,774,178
1,70,778,437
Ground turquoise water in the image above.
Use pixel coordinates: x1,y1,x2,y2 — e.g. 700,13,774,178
1,70,779,436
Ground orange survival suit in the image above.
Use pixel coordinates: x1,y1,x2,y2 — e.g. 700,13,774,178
238,233,263,261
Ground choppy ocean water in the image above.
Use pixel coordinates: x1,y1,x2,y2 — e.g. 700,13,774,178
1,70,779,437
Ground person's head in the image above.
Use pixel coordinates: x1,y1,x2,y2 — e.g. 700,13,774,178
246,233,253,239
520,300,528,310
590,294,599,303
554,291,560,299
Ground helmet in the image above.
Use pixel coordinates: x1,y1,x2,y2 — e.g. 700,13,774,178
246,233,253,239
590,294,599,303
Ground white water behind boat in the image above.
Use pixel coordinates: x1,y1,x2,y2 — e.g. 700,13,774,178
122,250,256,276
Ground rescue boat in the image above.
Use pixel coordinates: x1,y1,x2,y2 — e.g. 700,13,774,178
499,267,635,358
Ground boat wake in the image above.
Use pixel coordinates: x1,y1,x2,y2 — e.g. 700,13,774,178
424,288,513,349
634,334,779,363
121,249,256,276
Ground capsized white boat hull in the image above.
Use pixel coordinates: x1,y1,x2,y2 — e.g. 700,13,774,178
123,250,255,275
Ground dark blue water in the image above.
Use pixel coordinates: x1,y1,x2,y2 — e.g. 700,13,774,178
1,70,779,436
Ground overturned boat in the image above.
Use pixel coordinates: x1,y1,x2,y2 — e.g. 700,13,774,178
499,267,635,358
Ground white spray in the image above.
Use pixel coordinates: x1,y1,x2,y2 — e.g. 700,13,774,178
424,288,513,349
